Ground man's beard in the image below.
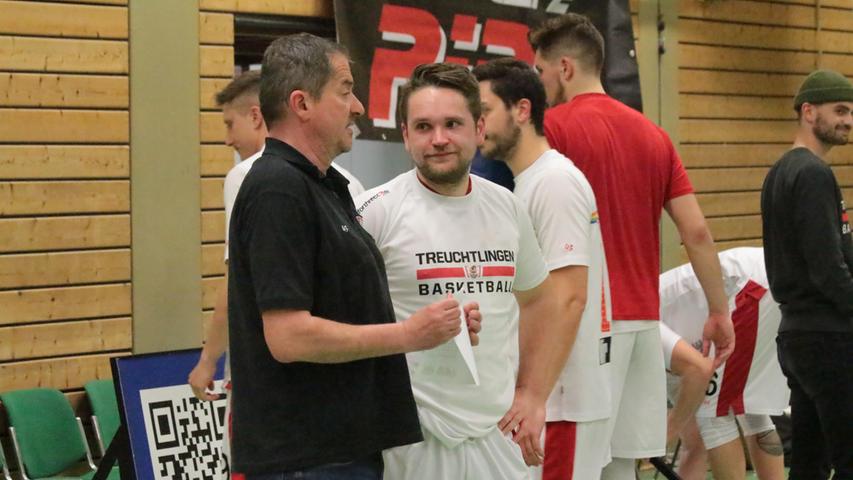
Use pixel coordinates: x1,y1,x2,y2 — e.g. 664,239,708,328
483,121,521,162
417,154,472,186
814,114,850,146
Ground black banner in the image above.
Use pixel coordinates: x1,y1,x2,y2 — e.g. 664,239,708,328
334,0,641,143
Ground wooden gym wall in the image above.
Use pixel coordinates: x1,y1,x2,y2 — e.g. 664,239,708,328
0,0,131,412
675,0,853,252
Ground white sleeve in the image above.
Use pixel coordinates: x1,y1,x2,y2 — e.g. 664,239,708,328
354,187,390,246
525,170,594,271
660,322,682,371
333,163,366,198
222,164,248,262
512,195,549,292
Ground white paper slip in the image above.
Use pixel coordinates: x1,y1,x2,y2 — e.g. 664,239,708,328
453,306,480,385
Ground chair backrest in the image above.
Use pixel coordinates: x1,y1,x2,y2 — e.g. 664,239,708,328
84,380,120,449
0,388,88,478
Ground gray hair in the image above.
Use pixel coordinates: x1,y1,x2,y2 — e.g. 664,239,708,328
260,33,348,127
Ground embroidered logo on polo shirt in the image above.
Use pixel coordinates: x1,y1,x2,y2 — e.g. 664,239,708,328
341,224,350,232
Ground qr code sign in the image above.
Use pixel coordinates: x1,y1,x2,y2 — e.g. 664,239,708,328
139,382,228,480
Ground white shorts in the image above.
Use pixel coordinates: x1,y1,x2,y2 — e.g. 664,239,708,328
696,413,775,450
605,322,666,459
383,426,529,480
530,418,610,480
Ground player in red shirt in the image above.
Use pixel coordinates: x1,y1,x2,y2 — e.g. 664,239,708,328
528,14,734,479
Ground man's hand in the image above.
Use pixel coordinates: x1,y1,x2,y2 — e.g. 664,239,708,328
402,296,462,351
702,311,735,369
463,301,481,346
498,388,546,466
188,357,219,401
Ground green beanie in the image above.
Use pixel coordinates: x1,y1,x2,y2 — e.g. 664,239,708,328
794,69,853,110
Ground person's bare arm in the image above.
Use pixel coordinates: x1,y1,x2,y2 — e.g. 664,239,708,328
188,273,229,400
667,338,714,444
262,296,465,363
665,194,733,367
498,274,570,466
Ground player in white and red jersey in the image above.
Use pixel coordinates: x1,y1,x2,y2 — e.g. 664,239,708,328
473,58,612,480
356,63,571,480
660,247,789,479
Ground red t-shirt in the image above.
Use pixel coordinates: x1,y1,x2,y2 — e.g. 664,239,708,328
544,93,693,321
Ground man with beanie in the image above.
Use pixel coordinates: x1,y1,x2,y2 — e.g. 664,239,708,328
761,69,853,479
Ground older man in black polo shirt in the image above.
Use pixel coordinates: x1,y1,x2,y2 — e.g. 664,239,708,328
227,33,480,480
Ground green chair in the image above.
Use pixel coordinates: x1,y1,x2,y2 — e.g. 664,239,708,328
1,388,98,480
84,380,120,458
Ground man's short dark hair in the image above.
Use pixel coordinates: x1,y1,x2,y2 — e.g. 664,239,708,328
398,63,482,125
260,33,348,126
215,70,261,107
529,13,605,74
472,58,547,135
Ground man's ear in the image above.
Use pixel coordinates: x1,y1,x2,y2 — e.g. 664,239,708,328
249,105,264,129
514,98,532,124
559,56,575,83
289,90,312,121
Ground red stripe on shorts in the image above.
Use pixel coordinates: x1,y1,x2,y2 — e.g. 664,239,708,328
543,421,577,480
715,280,765,416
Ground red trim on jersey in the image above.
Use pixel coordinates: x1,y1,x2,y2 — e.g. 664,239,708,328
482,266,515,277
715,280,766,416
543,421,577,480
416,266,515,280
416,267,466,279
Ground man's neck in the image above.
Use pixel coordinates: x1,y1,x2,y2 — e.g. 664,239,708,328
506,133,551,178
267,123,332,174
565,77,606,103
792,130,831,159
416,171,471,197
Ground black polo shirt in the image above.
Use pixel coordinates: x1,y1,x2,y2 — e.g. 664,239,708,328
227,138,422,474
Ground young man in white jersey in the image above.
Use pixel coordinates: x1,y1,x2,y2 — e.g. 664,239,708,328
355,62,568,479
186,71,367,477
660,247,788,480
472,58,612,480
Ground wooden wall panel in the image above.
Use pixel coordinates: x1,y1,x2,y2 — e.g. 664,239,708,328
200,12,234,45
201,178,225,209
0,2,128,411
0,283,131,326
201,144,233,176
0,36,127,73
0,353,120,391
201,211,225,243
0,73,128,108
0,109,128,143
0,1,128,39
0,317,131,361
0,180,129,215
677,0,853,252
0,214,130,253
202,244,226,276
0,249,130,289
0,146,129,179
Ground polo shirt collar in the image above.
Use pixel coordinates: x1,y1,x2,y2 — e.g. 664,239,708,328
263,137,350,190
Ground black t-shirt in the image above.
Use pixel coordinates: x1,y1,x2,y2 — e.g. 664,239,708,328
761,147,853,332
227,138,422,473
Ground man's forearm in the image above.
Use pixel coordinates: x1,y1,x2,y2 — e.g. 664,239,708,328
516,284,574,400
200,282,229,365
263,311,409,363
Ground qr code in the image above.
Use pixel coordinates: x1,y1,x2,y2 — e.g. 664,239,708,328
139,382,228,480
